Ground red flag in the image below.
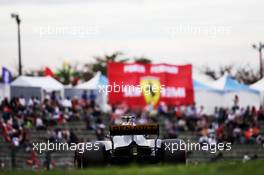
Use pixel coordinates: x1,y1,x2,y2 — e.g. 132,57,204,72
44,67,55,77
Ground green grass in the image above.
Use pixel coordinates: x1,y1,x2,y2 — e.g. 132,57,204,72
1,160,264,175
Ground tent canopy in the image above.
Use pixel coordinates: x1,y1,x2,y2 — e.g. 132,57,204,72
192,70,215,85
76,72,108,89
251,78,264,106
251,78,264,91
11,76,64,92
209,75,259,94
193,79,222,114
194,75,260,112
193,79,220,92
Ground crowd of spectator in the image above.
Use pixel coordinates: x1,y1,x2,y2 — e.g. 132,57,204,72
108,95,264,147
1,93,264,147
157,96,264,147
0,91,105,148
0,92,264,168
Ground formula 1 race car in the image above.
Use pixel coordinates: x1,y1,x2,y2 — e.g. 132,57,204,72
74,116,186,167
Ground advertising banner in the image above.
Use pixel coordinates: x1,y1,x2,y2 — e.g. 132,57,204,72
107,62,194,107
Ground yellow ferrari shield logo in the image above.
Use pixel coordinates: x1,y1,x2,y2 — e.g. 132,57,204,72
140,76,161,106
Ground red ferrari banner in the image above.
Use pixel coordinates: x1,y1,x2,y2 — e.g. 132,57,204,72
107,62,194,107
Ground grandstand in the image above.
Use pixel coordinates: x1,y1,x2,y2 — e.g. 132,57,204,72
1,116,264,169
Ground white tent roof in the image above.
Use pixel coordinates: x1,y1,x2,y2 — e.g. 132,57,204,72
11,76,64,92
251,78,264,91
209,75,227,90
208,74,258,94
192,70,215,86
76,72,101,89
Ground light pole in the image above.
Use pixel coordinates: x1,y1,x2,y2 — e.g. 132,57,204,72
11,13,22,76
252,42,264,78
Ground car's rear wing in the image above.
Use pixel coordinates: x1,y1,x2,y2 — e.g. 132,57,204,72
109,124,159,136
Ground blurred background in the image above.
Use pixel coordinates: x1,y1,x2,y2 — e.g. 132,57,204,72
0,0,264,171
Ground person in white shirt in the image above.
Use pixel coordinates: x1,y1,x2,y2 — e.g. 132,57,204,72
19,95,26,107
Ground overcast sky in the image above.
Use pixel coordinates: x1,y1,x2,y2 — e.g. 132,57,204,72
0,0,263,74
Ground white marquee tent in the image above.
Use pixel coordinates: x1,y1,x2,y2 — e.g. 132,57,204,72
209,75,260,108
75,72,107,90
192,71,223,114
11,76,64,100
193,79,222,114
65,72,109,111
250,78,264,105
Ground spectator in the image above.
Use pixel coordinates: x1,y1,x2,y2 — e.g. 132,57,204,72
36,117,45,130
81,90,88,101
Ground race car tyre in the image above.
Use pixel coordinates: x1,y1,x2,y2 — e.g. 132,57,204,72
161,139,186,164
82,142,106,167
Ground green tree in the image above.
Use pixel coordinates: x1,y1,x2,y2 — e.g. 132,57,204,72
92,51,129,75
56,62,74,84
201,65,259,84
134,57,152,64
